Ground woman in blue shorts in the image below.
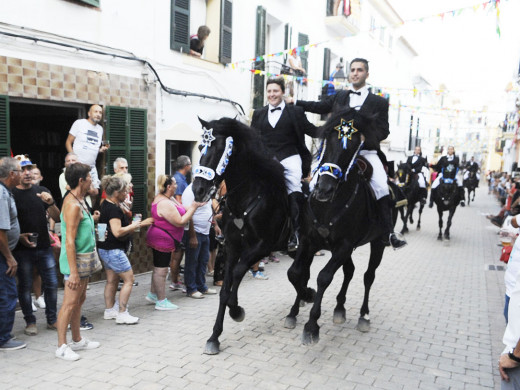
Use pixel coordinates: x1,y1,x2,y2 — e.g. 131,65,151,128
98,175,153,325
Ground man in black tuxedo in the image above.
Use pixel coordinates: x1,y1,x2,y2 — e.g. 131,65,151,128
251,77,317,252
429,146,465,207
464,156,480,187
406,146,429,204
288,58,406,249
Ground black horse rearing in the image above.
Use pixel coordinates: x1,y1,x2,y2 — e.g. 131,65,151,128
285,108,400,344
192,117,290,355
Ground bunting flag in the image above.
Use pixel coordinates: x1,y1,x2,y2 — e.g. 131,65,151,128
389,102,505,116
227,0,508,69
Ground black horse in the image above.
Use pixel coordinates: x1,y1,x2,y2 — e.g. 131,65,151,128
463,171,478,206
192,117,291,355
433,179,461,240
396,162,426,234
284,109,400,344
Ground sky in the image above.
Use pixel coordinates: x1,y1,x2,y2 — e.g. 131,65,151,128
389,0,520,113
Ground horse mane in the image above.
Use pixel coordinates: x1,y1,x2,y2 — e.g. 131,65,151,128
209,117,287,195
316,108,379,148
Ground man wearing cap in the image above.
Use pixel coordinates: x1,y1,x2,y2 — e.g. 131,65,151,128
65,104,109,201
12,155,60,336
0,157,26,350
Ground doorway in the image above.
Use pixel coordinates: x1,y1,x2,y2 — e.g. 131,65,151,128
9,101,88,204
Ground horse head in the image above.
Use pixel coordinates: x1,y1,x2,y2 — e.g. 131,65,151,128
397,163,410,187
192,117,235,202
439,180,458,206
313,108,374,202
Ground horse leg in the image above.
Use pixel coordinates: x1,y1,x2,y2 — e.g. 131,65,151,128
357,240,385,333
399,206,408,234
417,201,424,230
285,239,316,329
333,255,355,325
444,207,457,240
204,247,240,355
409,203,414,225
302,243,352,345
437,207,443,241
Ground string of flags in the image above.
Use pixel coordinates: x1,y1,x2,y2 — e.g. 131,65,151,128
227,0,504,69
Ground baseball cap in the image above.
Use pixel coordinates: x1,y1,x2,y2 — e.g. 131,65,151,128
14,154,35,169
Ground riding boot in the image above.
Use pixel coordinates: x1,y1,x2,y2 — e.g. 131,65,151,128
429,188,437,208
287,191,304,252
458,186,465,207
376,195,407,250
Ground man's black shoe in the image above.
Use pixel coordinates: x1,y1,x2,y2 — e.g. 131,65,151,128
429,199,434,208
287,234,299,252
460,200,465,207
420,198,426,206
389,233,407,250
80,315,93,331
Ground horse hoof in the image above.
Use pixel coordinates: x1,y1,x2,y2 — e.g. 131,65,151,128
356,317,370,333
284,316,297,329
204,340,220,355
299,300,306,307
333,308,346,324
416,226,421,231
303,288,316,303
302,329,320,345
444,235,450,241
400,227,408,235
437,235,442,241
229,306,245,322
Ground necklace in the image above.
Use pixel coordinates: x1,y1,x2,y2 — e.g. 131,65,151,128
69,191,89,215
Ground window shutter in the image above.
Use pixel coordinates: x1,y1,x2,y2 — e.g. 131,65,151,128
219,0,233,64
298,33,309,73
0,95,10,158
284,23,292,64
253,6,266,109
105,106,127,175
77,0,100,7
322,48,331,97
128,108,147,217
171,0,190,53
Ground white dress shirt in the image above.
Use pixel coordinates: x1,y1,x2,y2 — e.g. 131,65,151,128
349,85,369,110
268,100,286,128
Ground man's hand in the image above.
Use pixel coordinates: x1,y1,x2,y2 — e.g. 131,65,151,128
37,191,55,205
499,353,520,381
5,255,17,277
19,233,36,248
92,210,100,223
285,97,294,105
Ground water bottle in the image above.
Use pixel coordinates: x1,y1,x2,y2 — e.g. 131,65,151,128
133,213,142,232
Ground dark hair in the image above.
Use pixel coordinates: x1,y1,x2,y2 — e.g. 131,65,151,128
266,77,285,93
65,163,91,189
350,58,369,72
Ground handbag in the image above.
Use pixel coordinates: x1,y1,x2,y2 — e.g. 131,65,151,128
76,250,103,278
152,224,184,252
500,246,513,264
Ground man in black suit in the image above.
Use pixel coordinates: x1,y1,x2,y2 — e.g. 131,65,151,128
464,156,480,187
251,77,317,252
429,146,465,207
288,58,406,249
406,146,429,204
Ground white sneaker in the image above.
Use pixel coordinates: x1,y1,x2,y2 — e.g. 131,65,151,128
35,296,46,309
103,308,118,320
55,344,80,361
31,299,37,312
202,288,217,295
116,311,139,325
69,337,100,351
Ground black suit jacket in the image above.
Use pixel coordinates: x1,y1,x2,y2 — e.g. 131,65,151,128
251,104,317,177
296,89,389,150
406,155,428,173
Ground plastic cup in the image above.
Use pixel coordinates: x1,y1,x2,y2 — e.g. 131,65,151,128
97,223,107,242
54,222,61,237
133,214,142,232
28,233,38,245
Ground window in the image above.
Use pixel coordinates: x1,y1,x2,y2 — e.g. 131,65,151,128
106,107,148,217
298,33,309,74
72,0,100,7
170,0,233,64
0,95,9,158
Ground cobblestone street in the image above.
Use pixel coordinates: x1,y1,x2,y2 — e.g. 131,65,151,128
0,187,509,389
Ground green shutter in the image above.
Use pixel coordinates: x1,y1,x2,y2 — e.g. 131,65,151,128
171,0,191,53
298,33,309,73
106,106,148,217
0,95,10,158
105,106,127,175
283,23,292,65
128,108,147,217
219,0,233,64
76,0,100,6
253,6,266,109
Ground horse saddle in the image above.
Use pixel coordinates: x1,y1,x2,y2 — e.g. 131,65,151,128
355,156,373,181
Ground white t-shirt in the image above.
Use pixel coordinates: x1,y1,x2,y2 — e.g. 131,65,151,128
182,184,213,235
503,268,520,353
69,119,103,166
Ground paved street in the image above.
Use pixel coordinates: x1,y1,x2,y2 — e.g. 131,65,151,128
0,187,510,389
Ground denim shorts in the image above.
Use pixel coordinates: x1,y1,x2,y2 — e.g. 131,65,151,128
98,248,132,274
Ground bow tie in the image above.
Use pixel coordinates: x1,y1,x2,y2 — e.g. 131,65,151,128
350,91,361,96
270,107,282,113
